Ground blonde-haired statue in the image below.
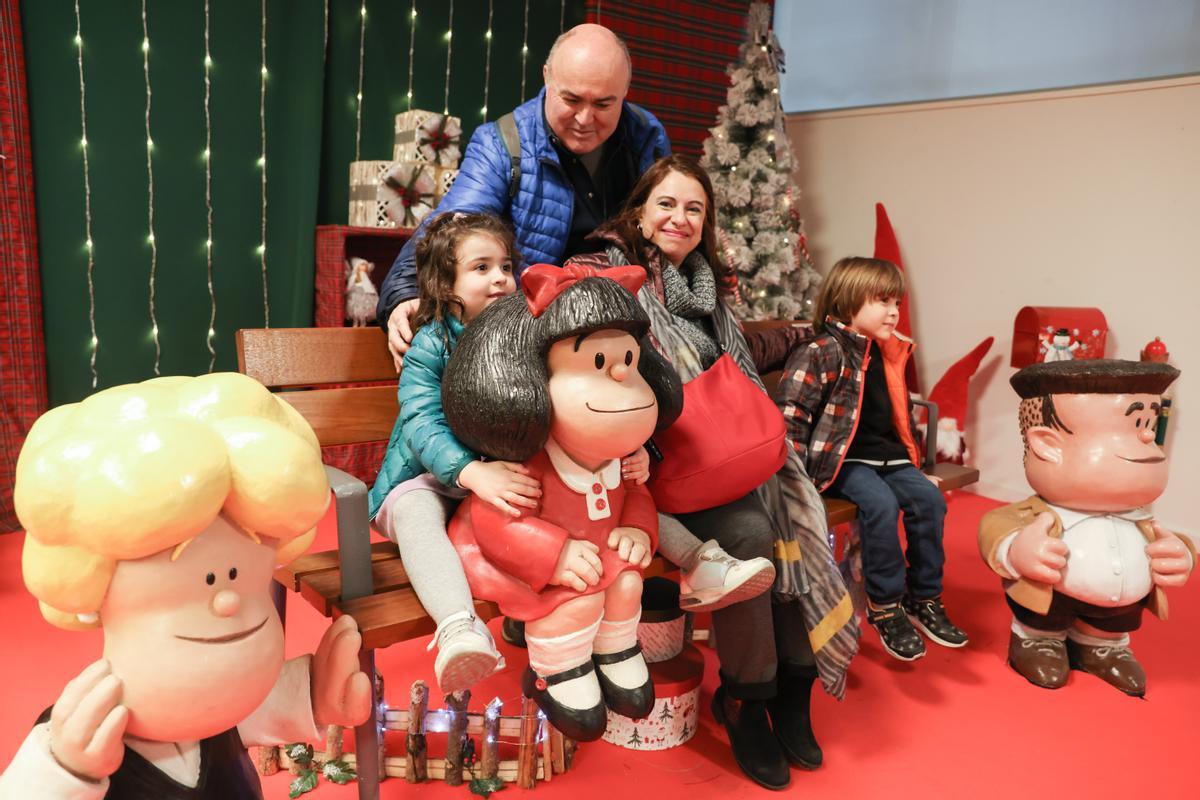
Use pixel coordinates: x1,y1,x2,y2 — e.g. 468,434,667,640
0,373,371,798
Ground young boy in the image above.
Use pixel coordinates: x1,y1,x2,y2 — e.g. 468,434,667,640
778,257,967,661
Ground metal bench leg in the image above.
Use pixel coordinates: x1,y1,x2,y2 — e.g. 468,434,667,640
355,649,381,800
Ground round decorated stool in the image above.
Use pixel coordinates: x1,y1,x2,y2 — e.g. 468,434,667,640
602,644,704,751
637,576,690,662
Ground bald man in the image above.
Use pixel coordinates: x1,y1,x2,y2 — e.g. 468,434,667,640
376,24,670,367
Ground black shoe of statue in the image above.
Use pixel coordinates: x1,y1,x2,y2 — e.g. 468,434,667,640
767,669,822,769
903,595,969,648
501,616,526,648
711,687,790,791
867,602,926,661
521,665,607,742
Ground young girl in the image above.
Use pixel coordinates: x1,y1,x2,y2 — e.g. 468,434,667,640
779,257,968,662
369,213,769,694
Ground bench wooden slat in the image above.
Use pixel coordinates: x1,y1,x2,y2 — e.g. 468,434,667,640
930,462,980,491
275,541,399,593
335,590,501,652
237,327,395,387
278,386,398,447
300,558,414,617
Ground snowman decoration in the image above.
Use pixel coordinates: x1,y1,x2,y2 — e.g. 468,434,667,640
1041,327,1080,363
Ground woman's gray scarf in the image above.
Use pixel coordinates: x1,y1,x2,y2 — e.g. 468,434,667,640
659,253,722,369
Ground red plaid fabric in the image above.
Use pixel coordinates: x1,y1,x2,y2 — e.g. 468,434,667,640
314,225,414,328
313,226,411,484
587,0,767,157
0,0,48,532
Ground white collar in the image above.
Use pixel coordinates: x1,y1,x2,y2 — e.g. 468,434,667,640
1045,501,1152,532
126,737,201,786
545,437,621,494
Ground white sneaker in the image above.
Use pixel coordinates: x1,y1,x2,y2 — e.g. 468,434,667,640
679,546,776,613
429,610,505,694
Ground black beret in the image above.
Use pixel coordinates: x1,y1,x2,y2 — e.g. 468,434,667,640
1011,359,1179,399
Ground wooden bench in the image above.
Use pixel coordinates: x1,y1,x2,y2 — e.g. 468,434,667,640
237,322,977,798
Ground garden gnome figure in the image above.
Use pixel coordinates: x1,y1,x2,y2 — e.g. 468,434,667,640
978,360,1193,696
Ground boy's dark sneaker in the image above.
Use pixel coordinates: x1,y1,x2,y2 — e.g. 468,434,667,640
867,602,926,661
904,595,969,648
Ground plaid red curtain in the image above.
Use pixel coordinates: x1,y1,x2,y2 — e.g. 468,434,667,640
586,0,764,156
0,0,48,532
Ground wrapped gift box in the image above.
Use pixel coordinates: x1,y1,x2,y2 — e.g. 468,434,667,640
637,577,688,663
347,160,395,228
377,161,437,228
602,645,704,751
394,109,463,168
434,166,458,200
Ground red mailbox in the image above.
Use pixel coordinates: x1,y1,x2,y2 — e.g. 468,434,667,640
1011,307,1108,368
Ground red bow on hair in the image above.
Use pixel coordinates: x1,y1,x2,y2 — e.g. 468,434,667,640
521,264,646,317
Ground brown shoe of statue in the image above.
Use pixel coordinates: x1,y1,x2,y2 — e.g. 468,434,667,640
1007,632,1069,689
1067,638,1146,697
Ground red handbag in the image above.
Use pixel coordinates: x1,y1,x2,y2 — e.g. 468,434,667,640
648,353,787,514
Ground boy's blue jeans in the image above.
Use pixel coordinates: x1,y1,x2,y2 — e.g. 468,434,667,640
826,462,947,604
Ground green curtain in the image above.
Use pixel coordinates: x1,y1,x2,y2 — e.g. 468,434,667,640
22,0,582,406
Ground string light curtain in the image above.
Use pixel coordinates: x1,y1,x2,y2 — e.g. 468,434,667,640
21,1,579,407
0,0,49,531
585,0,758,156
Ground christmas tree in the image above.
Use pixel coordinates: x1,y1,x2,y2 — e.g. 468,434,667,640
627,727,643,746
658,704,673,722
701,2,820,320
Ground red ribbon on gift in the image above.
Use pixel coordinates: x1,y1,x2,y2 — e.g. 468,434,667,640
521,264,646,317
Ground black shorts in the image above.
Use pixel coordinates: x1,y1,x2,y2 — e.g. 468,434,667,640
1006,591,1146,634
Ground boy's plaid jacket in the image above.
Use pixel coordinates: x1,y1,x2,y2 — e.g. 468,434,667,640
778,320,920,492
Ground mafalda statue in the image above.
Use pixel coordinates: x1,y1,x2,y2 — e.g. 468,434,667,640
979,359,1193,696
443,264,682,742
0,373,371,798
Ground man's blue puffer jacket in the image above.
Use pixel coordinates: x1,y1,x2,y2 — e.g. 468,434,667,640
367,316,475,519
375,87,671,325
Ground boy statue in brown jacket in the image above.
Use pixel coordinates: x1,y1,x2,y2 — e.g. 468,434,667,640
979,360,1193,696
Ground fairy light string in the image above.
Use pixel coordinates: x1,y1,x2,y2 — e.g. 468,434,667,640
73,1,98,388
481,0,493,119
520,0,530,102
259,0,270,327
406,0,416,108
354,2,366,161
203,0,216,370
141,0,161,374
442,0,454,114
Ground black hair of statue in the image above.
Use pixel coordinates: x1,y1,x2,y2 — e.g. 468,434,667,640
443,279,683,462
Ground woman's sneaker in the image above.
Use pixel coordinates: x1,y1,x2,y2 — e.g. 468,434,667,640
679,545,775,613
903,595,969,648
429,610,505,693
866,602,926,661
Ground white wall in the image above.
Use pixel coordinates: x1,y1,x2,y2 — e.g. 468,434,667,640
786,75,1200,539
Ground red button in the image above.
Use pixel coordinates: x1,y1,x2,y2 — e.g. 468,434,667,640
535,677,547,691
592,483,603,494
595,499,607,511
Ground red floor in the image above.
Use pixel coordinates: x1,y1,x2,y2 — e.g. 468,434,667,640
2,491,1197,799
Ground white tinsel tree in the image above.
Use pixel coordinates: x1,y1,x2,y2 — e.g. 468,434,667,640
701,3,820,320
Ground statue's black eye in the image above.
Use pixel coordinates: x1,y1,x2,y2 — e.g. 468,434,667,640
595,353,605,369
624,350,633,366
205,572,216,586
229,567,238,580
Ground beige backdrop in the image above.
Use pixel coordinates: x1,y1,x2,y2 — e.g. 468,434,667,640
786,75,1199,539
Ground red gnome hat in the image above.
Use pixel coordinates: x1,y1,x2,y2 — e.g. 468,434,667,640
873,203,919,393
927,337,994,464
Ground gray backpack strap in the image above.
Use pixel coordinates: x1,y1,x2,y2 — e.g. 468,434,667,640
496,113,521,199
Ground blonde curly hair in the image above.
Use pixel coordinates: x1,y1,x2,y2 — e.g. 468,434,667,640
15,373,329,630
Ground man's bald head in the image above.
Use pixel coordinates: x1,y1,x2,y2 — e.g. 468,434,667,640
541,25,632,155
545,24,632,86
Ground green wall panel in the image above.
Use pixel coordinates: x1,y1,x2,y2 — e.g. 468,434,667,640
22,0,583,405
